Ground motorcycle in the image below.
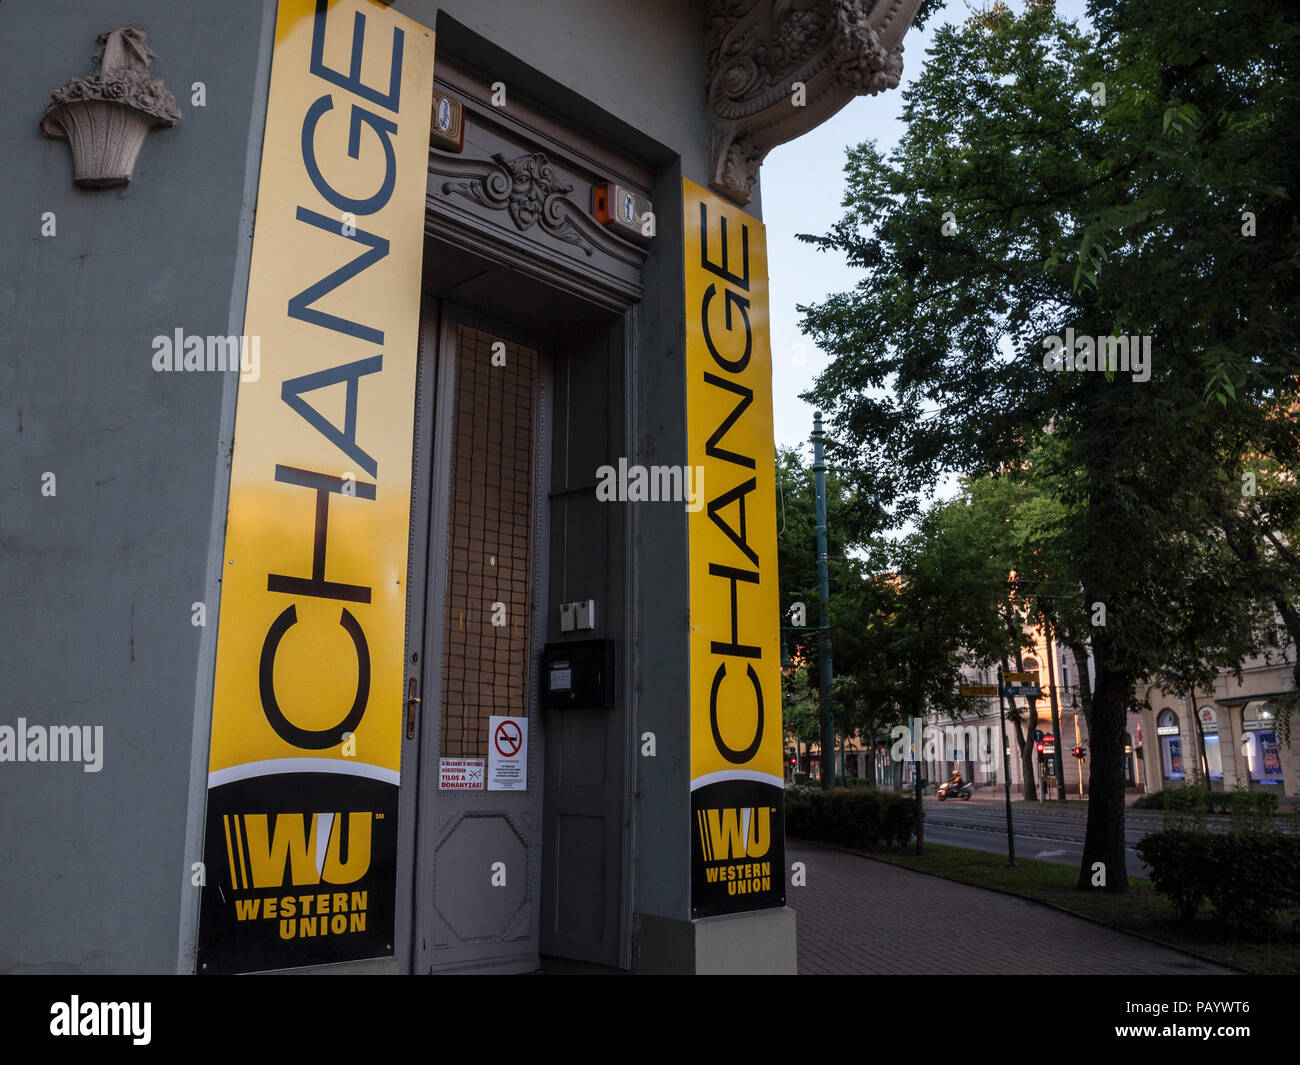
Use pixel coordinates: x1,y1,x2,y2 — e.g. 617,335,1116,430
937,778,973,801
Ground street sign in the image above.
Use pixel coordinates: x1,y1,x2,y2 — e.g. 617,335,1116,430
960,684,998,697
1033,729,1044,742
1003,671,1039,683
1003,681,1041,697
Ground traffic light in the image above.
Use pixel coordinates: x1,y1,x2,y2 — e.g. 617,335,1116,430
1036,741,1044,754
1072,745,1085,760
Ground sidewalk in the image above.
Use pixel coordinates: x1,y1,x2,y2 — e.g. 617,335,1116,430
786,841,1234,975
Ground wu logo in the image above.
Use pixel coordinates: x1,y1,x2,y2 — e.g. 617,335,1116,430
224,812,372,889
697,806,771,860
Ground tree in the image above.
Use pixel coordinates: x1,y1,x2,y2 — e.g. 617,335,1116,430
776,445,868,778
797,0,1300,892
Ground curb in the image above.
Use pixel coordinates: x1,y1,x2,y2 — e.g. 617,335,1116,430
790,837,1251,975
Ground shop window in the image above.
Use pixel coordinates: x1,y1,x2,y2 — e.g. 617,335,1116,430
1157,708,1183,780
1242,701,1282,785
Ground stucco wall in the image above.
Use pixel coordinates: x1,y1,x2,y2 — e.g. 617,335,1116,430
0,0,275,972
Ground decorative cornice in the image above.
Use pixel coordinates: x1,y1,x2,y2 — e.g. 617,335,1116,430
707,0,922,204
440,151,596,257
41,28,179,187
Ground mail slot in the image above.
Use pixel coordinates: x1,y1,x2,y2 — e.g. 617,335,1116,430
540,639,616,709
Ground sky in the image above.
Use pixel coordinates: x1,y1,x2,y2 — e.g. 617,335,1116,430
760,0,1091,458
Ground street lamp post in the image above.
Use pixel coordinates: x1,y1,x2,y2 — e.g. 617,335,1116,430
1043,610,1067,803
998,666,1017,868
812,412,835,792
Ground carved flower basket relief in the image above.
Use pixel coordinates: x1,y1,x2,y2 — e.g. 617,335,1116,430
41,28,179,187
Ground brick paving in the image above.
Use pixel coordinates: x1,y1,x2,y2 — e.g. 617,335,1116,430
787,841,1234,975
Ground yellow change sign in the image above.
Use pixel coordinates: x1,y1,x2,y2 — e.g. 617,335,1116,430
198,0,434,973
683,179,785,919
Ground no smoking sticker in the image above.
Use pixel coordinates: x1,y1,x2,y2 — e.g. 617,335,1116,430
488,715,527,791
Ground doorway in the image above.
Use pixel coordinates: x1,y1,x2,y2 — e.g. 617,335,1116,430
401,300,550,974
397,291,632,972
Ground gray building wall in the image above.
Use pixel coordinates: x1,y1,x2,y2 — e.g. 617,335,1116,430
408,0,709,184
0,0,275,972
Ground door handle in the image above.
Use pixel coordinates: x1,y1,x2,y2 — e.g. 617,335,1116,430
406,676,421,740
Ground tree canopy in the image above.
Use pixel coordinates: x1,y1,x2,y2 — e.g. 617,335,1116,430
795,0,1300,891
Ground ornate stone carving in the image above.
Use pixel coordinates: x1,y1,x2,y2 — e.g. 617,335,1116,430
442,151,596,256
707,0,922,204
41,28,180,187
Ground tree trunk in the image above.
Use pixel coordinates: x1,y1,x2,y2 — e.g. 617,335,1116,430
1004,644,1039,800
1190,689,1211,791
1015,713,1037,800
1077,643,1130,893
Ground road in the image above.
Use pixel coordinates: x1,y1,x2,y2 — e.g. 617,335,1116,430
920,798,1163,878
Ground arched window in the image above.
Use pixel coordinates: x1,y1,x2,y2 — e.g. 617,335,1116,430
1156,708,1183,781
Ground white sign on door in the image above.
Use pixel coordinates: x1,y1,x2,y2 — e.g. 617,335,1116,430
487,715,527,791
439,757,485,790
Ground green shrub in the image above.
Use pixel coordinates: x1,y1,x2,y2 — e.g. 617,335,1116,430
1135,829,1212,922
1223,790,1279,821
883,794,918,848
1138,828,1300,936
1133,786,1279,823
1203,832,1298,937
783,788,918,849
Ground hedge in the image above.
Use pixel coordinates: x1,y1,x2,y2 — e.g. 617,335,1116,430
785,787,919,850
1132,788,1279,818
1136,828,1300,936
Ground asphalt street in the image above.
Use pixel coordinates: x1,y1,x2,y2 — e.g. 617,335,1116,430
921,798,1168,878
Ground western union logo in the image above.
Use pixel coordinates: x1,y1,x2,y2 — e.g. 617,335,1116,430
223,812,372,890
696,806,772,861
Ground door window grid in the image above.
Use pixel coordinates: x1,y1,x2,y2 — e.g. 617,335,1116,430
439,325,537,757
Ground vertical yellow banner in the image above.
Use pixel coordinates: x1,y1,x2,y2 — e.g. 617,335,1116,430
683,179,785,918
198,0,435,973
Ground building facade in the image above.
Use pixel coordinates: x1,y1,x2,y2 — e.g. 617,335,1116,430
0,0,925,974
916,623,1297,801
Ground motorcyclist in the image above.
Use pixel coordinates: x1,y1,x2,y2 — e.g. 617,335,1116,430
949,767,963,792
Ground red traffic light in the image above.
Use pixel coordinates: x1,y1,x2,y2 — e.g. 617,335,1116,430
1073,746,1085,759
1036,742,1044,754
